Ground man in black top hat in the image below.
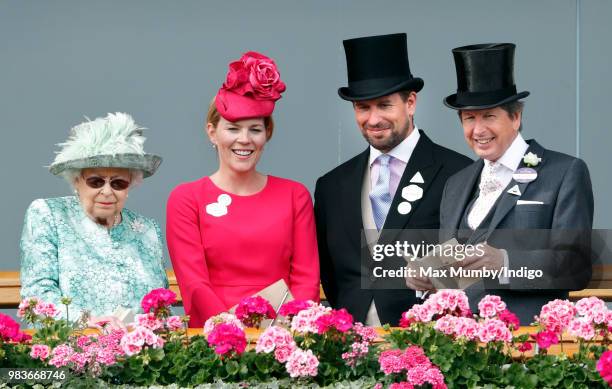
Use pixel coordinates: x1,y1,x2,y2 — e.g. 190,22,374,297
406,43,593,323
314,33,471,326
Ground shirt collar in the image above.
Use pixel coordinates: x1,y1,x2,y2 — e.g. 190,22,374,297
487,132,528,171
369,125,421,166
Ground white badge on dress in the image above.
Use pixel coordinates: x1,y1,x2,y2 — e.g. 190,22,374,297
397,201,412,215
402,184,423,202
507,184,521,196
206,194,232,217
513,167,538,183
409,171,425,184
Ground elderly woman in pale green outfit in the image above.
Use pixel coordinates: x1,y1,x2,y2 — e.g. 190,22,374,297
20,112,168,328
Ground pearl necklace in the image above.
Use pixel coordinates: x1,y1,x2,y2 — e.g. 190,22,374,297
112,213,121,227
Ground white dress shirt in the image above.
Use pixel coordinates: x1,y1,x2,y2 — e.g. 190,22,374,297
468,133,529,229
469,132,529,284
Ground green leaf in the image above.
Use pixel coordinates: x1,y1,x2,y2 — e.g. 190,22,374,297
541,366,564,386
225,360,240,376
255,356,270,373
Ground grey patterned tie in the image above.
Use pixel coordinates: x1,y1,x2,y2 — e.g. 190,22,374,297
370,154,392,230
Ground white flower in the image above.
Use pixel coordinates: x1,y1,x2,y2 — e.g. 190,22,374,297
523,152,541,167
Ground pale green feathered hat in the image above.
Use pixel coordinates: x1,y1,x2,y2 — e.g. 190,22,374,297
49,112,162,178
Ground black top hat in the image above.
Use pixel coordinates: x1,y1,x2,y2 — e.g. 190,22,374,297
444,43,529,110
338,33,424,101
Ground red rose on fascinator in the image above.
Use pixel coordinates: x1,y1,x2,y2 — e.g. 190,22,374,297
223,51,286,100
215,51,286,122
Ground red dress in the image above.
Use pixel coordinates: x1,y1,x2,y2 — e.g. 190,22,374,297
166,176,320,327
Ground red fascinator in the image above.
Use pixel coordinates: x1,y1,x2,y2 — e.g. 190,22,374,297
215,51,286,122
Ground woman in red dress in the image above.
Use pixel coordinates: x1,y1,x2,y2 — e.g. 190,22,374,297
166,52,320,327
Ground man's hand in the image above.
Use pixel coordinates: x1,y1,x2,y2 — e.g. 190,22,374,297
406,274,434,291
454,242,504,271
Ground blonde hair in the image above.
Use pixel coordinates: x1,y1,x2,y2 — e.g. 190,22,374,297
206,97,275,140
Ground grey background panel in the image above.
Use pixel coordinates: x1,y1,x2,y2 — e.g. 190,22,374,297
0,0,609,273
580,0,612,229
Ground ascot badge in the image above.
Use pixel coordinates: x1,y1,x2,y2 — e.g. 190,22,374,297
397,172,425,215
513,152,541,183
206,194,232,217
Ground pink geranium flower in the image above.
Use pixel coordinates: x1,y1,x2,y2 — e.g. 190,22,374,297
378,346,447,389
120,326,164,356
498,309,520,331
48,344,74,368
531,330,559,350
290,304,331,334
537,299,576,334
207,323,247,356
568,317,596,340
30,344,51,360
478,318,513,343
165,315,183,331
255,325,296,363
235,296,276,328
278,300,315,318
478,295,507,318
478,294,506,318
0,313,30,343
285,348,319,378
401,290,471,326
141,288,177,315
518,342,533,353
315,308,353,334
597,350,612,385
33,301,60,318
17,297,39,318
135,313,163,331
203,313,244,337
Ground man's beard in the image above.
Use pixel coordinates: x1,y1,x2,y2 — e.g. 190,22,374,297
362,123,410,152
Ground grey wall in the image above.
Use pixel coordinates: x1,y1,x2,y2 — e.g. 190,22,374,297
1,0,610,271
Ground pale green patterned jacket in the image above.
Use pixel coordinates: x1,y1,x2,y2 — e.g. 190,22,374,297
20,196,168,319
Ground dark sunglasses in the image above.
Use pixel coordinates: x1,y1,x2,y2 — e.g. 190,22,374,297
84,176,131,191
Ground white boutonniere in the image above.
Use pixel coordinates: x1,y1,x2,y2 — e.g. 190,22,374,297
523,152,542,167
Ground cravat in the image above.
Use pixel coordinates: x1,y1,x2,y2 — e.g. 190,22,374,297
370,154,392,230
467,161,504,229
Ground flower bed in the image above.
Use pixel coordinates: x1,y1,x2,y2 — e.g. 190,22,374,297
1,289,611,388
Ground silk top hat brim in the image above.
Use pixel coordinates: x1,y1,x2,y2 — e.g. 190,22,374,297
444,43,529,110
444,90,530,110
49,153,162,178
338,77,424,101
338,33,424,101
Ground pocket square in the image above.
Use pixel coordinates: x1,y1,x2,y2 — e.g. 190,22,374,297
516,200,544,205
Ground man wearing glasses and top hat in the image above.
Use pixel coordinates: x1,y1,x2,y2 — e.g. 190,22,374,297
314,33,472,326
406,43,594,323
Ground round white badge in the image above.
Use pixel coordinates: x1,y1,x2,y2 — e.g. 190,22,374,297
397,201,412,215
218,194,232,206
513,167,538,183
401,184,423,202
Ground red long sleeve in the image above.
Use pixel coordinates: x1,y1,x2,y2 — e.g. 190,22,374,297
166,182,228,327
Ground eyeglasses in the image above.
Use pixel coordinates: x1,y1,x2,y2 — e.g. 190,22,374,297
84,176,131,191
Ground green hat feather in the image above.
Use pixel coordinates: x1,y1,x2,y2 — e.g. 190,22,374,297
49,112,162,178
